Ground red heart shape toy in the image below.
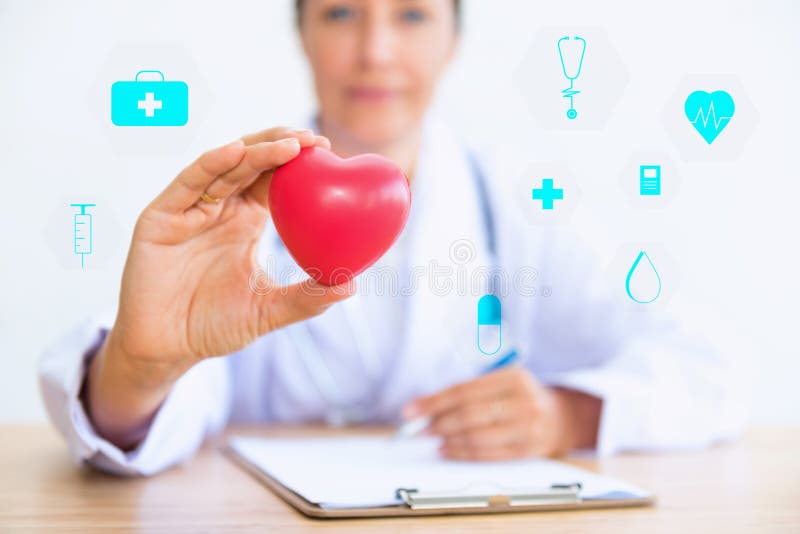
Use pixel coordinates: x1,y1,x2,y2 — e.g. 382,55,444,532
269,146,412,286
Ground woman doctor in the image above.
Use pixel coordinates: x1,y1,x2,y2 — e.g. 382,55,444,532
39,0,741,476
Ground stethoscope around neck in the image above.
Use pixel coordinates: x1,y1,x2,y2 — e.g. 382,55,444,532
273,151,499,426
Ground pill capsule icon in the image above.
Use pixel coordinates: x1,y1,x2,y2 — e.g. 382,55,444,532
477,294,502,355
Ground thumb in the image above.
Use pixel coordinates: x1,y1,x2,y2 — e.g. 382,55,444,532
255,278,356,335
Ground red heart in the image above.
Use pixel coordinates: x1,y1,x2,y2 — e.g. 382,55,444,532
269,146,412,286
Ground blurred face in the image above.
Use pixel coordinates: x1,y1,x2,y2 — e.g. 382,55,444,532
299,0,458,149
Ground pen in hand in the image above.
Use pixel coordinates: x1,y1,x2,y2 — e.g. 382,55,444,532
393,349,519,439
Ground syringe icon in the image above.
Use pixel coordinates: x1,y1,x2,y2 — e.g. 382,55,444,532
70,203,96,269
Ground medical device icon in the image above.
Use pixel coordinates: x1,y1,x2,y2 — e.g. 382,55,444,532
684,90,735,145
477,294,502,355
71,203,96,268
639,165,661,196
557,35,586,120
625,251,661,304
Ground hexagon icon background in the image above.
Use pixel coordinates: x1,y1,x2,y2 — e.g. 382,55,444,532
42,195,124,271
661,74,758,162
87,41,214,156
513,162,583,226
605,242,681,312
618,151,683,210
516,27,630,131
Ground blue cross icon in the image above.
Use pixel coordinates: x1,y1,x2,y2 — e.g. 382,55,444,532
532,178,564,210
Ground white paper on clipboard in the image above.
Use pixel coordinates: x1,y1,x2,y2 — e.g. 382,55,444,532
228,436,650,510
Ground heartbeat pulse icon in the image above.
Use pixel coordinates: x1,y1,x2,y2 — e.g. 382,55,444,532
690,101,733,131
684,90,735,145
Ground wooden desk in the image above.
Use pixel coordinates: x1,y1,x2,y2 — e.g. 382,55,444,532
1,425,798,532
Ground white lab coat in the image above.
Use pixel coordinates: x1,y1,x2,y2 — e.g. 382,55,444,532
38,118,745,476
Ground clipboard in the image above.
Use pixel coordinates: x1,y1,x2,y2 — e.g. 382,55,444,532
225,436,655,519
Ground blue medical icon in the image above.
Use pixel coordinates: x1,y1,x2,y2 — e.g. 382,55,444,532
684,90,735,145
625,251,662,304
532,178,564,210
111,70,189,126
70,203,96,269
639,165,661,196
477,294,502,355
557,35,586,120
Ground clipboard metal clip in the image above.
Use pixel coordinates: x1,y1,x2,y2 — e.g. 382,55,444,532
395,483,582,511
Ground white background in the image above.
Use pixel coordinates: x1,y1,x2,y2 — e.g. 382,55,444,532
0,0,797,423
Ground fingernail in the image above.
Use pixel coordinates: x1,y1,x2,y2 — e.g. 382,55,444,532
281,138,300,148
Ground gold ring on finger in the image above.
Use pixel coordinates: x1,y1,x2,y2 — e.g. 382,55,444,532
200,192,221,203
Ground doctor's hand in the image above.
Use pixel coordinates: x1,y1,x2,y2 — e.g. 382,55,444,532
85,127,354,450
403,368,602,460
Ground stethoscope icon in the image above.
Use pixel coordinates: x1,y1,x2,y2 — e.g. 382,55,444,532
557,35,587,120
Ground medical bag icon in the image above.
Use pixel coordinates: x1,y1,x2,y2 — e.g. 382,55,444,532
111,70,188,126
